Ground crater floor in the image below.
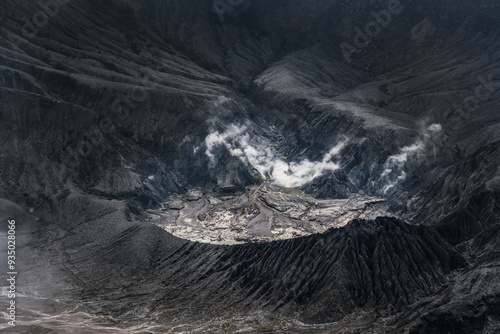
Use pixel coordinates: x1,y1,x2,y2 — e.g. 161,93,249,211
147,184,390,243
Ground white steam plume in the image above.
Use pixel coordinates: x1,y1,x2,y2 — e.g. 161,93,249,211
381,123,442,194
205,124,347,188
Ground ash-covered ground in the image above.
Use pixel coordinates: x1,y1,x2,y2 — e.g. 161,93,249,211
0,0,499,333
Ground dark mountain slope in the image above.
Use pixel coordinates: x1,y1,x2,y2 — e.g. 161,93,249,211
0,0,499,333
59,216,463,326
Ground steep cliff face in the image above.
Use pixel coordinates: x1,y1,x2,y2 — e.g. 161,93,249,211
1,0,500,332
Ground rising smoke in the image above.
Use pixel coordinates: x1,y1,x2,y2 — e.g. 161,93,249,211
205,124,347,188
381,123,442,194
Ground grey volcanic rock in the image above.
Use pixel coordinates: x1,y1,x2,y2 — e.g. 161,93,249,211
149,184,389,243
0,0,499,332
58,217,464,326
